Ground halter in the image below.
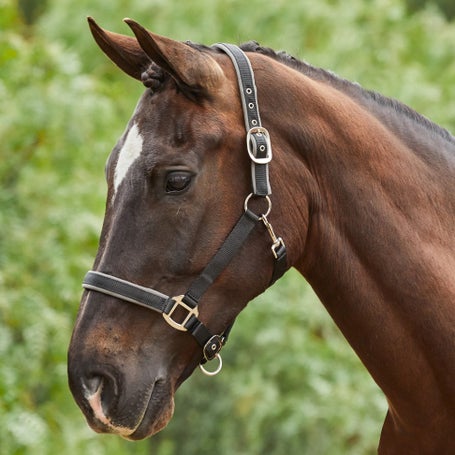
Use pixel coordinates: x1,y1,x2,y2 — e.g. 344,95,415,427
82,44,287,376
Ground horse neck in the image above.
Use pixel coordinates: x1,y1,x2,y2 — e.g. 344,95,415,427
260,61,455,423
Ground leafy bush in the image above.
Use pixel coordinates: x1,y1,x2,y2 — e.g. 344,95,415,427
1,0,454,454
407,0,455,20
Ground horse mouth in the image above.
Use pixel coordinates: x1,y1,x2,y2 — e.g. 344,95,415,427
84,377,175,440
127,383,175,440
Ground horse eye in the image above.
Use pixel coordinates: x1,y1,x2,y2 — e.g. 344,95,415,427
165,171,192,194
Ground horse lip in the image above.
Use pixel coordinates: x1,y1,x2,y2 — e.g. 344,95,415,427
83,376,158,438
125,379,175,440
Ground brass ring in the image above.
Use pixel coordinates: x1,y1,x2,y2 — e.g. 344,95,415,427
199,354,223,376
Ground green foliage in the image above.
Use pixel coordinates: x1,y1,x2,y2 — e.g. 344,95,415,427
407,0,455,20
17,0,48,25
1,0,455,453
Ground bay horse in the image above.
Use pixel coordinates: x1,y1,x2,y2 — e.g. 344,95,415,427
68,17,455,454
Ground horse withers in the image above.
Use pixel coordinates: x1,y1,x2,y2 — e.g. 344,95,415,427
68,18,455,453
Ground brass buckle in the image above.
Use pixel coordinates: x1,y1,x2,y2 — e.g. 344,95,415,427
162,295,199,332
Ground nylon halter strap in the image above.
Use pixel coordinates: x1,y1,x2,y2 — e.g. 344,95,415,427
82,43,287,376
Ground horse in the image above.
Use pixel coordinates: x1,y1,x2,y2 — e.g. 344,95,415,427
68,17,455,454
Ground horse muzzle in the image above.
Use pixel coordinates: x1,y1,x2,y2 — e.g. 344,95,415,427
68,358,175,439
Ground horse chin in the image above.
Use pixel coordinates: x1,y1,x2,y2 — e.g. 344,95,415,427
125,396,175,440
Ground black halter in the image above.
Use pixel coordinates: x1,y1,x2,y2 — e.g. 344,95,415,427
82,44,287,376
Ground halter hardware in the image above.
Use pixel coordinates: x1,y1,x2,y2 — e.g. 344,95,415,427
244,193,272,218
261,214,286,259
247,126,272,164
199,353,222,376
162,295,199,332
82,43,287,377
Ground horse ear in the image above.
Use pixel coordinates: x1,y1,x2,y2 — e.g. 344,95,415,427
87,17,150,80
123,18,224,93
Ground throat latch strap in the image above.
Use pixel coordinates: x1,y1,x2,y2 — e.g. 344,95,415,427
214,43,286,280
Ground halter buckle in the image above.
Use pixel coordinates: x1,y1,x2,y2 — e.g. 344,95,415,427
203,334,224,361
247,127,272,164
163,295,199,332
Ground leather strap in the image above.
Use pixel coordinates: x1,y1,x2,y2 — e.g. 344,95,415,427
83,271,169,313
270,241,287,284
214,43,272,197
183,209,259,306
83,271,224,361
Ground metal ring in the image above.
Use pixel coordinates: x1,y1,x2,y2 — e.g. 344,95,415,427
199,354,223,376
244,193,272,219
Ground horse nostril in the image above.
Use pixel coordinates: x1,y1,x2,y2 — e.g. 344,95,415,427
84,375,103,396
82,371,120,423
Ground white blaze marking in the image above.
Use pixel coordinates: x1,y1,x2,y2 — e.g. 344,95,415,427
113,123,143,197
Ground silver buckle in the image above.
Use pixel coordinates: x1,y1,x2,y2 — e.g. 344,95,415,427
246,127,272,164
162,295,199,332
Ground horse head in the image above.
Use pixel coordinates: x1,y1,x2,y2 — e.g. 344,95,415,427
68,16,455,451
68,18,295,440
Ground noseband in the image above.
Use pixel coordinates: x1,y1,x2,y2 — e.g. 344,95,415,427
82,44,287,376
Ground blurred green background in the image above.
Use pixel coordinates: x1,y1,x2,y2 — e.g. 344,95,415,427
1,0,454,453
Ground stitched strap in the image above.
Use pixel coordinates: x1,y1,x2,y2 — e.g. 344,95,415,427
83,271,169,312
82,271,220,359
184,209,260,306
270,242,287,285
214,43,271,197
